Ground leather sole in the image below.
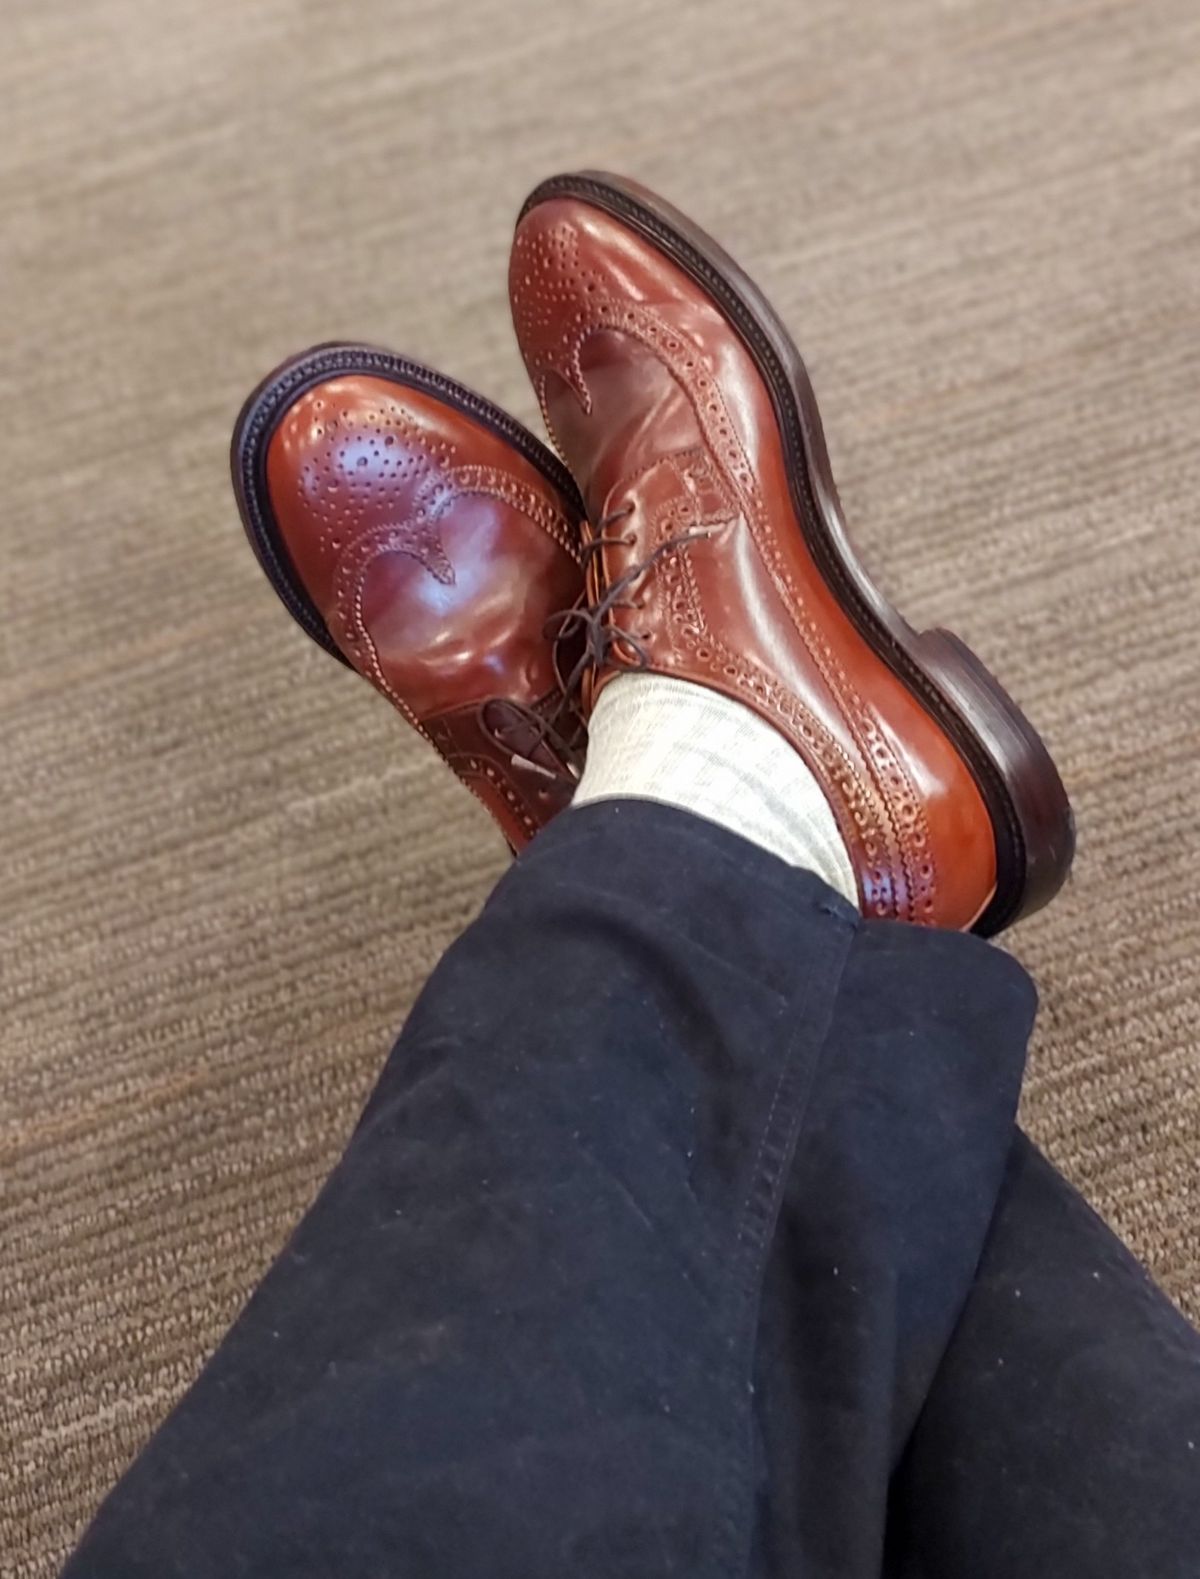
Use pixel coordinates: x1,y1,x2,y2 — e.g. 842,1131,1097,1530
521,173,1076,936
231,341,583,666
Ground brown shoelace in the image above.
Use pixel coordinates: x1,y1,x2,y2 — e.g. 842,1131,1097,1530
486,503,711,776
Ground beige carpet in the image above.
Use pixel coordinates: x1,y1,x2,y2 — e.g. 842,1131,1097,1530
2,0,1198,1570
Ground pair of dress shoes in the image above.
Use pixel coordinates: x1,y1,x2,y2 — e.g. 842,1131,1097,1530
233,172,1074,934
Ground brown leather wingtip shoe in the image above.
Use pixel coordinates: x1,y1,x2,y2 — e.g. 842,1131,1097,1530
232,343,588,852
511,174,1074,933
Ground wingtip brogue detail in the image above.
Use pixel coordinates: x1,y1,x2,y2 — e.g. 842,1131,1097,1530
511,177,1074,933
232,344,588,852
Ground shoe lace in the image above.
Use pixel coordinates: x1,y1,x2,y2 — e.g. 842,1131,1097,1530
548,502,712,697
482,504,710,779
484,692,586,785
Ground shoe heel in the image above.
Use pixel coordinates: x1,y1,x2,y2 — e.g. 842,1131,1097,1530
914,627,1075,932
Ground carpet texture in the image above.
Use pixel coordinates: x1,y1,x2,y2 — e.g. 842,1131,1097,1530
2,0,1198,1570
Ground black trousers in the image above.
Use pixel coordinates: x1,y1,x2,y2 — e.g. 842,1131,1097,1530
62,803,1200,1577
